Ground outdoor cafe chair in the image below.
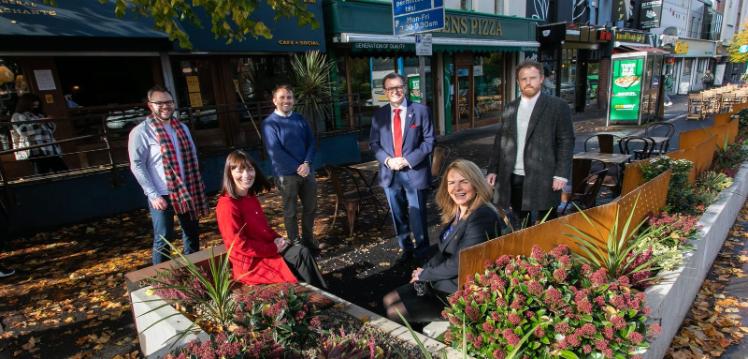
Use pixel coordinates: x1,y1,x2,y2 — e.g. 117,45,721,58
430,144,451,189
562,165,608,214
325,165,388,237
644,121,675,154
619,135,656,160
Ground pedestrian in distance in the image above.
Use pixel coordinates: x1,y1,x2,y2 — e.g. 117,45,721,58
486,60,575,227
215,150,327,288
369,72,435,266
261,84,322,250
383,159,501,323
128,85,208,264
11,93,68,174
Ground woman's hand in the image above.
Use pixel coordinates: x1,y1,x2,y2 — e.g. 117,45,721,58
274,237,289,253
410,268,423,283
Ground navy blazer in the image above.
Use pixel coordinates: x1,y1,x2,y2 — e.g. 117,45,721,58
369,101,435,190
418,204,501,294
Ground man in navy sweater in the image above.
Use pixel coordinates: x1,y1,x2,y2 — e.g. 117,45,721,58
261,85,320,250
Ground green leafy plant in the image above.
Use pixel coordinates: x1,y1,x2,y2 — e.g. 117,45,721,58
633,211,700,272
565,196,659,286
640,156,699,213
233,284,320,351
442,245,657,358
292,50,335,134
712,141,748,177
143,239,238,338
695,170,734,205
318,326,402,359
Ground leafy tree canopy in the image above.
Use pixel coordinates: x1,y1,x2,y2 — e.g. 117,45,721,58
728,23,748,63
45,0,318,49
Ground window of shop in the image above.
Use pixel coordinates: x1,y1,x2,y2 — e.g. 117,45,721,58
560,49,577,106
56,57,155,108
401,56,433,109
586,62,599,107
474,54,503,126
171,58,220,131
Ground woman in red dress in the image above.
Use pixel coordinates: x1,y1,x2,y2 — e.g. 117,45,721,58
215,150,326,288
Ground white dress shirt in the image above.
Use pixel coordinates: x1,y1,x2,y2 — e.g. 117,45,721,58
513,92,540,176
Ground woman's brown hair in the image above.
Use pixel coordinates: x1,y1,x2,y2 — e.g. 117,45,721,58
435,159,495,224
220,150,272,199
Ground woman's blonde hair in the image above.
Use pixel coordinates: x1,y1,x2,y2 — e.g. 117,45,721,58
435,159,494,223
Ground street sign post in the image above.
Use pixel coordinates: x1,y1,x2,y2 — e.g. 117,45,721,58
392,0,445,36
392,1,444,104
415,33,432,56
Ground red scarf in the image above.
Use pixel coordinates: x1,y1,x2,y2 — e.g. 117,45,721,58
149,116,208,220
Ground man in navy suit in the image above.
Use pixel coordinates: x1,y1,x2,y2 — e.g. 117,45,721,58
369,73,435,265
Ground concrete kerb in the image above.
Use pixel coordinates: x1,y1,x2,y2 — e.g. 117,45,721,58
643,162,748,359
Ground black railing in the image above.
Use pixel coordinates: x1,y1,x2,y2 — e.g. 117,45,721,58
0,94,376,184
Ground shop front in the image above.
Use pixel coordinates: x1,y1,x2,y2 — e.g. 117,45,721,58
537,23,612,113
325,0,539,135
0,0,355,234
670,38,718,94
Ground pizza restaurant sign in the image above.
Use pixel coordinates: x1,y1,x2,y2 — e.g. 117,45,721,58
0,0,57,16
438,14,503,38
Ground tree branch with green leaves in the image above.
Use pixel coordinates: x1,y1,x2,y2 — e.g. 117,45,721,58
44,0,318,49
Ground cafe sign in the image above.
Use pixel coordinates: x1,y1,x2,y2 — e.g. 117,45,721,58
615,30,648,44
609,57,644,122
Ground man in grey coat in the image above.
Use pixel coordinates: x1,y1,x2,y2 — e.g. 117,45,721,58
486,60,574,225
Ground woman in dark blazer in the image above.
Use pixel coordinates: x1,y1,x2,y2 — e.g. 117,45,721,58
383,159,502,323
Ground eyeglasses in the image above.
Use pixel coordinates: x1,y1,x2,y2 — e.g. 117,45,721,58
384,86,405,93
149,100,175,106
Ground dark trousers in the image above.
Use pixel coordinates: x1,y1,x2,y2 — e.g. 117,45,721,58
275,174,317,243
31,156,67,174
282,244,327,289
383,171,430,258
148,195,200,264
510,174,558,227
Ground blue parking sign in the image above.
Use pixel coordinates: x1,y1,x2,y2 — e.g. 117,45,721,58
392,0,445,36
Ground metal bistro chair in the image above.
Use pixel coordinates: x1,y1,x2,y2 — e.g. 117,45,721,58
619,135,656,160
563,160,608,214
583,133,621,154
325,165,388,237
430,144,451,189
644,121,675,154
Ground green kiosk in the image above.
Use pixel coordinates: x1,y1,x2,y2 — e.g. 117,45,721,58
607,50,666,126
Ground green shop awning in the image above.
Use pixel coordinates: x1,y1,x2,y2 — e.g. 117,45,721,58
337,33,539,54
326,0,539,54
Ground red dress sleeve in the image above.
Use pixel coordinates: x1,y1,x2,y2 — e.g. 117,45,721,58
216,195,278,258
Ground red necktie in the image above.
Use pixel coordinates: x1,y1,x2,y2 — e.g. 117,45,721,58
393,108,403,157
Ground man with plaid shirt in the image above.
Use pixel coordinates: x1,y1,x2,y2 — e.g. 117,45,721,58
128,86,208,264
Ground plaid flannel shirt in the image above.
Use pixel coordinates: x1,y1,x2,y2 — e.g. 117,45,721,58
10,112,61,160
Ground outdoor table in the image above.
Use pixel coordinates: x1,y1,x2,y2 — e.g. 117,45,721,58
346,159,380,191
573,152,632,196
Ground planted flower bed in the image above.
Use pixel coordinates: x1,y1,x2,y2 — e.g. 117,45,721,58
421,121,748,357
124,246,462,358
